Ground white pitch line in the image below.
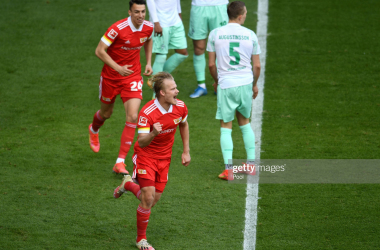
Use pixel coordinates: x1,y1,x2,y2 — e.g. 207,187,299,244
244,0,268,249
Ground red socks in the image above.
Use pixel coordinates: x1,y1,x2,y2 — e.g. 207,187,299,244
124,181,141,199
118,122,136,159
136,205,151,242
91,110,105,132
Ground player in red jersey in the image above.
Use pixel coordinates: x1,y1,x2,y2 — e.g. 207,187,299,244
88,0,154,175
113,72,190,250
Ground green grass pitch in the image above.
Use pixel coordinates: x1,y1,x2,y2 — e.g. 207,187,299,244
0,0,379,249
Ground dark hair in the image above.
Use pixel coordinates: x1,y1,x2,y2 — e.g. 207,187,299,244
129,0,146,10
152,72,174,97
227,1,246,20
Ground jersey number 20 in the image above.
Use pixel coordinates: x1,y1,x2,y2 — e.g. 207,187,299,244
131,81,142,91
229,42,240,66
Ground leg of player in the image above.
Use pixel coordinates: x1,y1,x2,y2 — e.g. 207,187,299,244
152,53,167,75
237,111,256,175
89,101,114,153
113,174,142,199
163,48,188,73
151,53,167,99
113,98,141,175
236,111,255,160
219,120,234,180
190,39,208,98
136,186,158,250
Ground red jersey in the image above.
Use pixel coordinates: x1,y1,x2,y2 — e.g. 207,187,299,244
134,99,188,159
100,17,153,80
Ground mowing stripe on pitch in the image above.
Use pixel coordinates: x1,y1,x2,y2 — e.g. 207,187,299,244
243,0,268,249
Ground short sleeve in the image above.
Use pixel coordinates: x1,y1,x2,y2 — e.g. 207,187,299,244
206,29,216,52
137,112,152,134
101,24,119,46
148,27,154,39
181,104,188,123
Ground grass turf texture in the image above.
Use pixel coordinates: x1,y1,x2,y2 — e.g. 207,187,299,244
0,0,379,250
256,0,380,249
0,0,254,249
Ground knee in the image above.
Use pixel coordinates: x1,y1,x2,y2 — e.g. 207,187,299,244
142,195,155,208
126,113,138,123
194,47,205,56
177,49,189,56
100,110,113,120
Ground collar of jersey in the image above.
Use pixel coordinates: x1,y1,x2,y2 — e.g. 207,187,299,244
128,16,144,32
154,98,173,114
227,22,241,27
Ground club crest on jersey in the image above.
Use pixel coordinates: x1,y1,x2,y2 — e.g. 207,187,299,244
138,116,148,126
108,29,118,39
173,117,182,124
140,37,147,43
138,169,147,174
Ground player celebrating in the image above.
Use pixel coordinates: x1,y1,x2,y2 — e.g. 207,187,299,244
188,0,229,98
146,0,188,98
88,0,153,175
113,72,190,250
207,1,261,180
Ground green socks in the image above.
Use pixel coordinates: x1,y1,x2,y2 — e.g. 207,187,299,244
152,54,167,74
153,53,188,75
220,124,255,166
239,123,255,161
220,128,233,165
163,53,188,73
193,53,206,84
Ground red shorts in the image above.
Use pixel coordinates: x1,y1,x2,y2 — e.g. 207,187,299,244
132,153,171,193
99,75,143,104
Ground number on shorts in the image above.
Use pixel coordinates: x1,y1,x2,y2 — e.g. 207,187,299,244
229,42,241,66
131,81,142,91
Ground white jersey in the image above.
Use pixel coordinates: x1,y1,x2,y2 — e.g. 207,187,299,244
207,23,261,89
147,0,182,28
191,0,228,6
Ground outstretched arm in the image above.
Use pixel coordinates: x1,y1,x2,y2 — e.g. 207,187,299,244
179,121,190,166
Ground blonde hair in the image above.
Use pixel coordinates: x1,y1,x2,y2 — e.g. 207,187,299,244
152,72,174,97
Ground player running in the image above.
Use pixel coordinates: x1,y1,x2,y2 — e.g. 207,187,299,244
146,0,188,98
113,72,190,250
207,1,261,180
188,0,229,98
88,0,153,175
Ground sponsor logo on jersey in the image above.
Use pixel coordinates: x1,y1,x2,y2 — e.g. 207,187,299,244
125,141,132,145
138,116,148,126
108,29,118,39
138,169,147,174
160,128,175,134
102,96,111,102
121,46,142,51
140,37,147,43
173,117,182,124
125,40,130,44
